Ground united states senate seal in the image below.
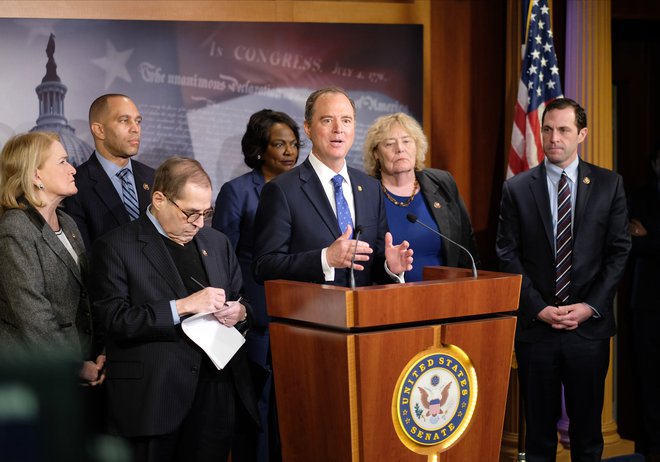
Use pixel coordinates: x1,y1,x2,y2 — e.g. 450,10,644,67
391,345,477,454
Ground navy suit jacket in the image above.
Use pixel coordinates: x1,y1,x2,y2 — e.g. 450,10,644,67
63,152,155,251
212,169,269,330
253,157,389,287
90,216,259,437
496,160,630,342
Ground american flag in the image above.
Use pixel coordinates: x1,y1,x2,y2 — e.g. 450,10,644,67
507,0,563,178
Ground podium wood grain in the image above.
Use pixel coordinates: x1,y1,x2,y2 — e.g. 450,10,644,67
267,267,520,461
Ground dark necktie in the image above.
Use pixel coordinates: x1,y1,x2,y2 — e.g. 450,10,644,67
331,174,353,238
116,168,140,220
555,171,572,303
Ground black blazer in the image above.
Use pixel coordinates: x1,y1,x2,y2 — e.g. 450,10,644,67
63,152,155,251
253,157,390,287
496,160,631,342
416,169,480,269
90,216,259,437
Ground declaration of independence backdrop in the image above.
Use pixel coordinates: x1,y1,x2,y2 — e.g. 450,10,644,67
0,18,422,193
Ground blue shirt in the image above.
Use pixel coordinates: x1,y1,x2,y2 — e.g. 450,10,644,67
384,191,442,282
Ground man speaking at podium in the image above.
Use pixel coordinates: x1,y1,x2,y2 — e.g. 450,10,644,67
253,87,413,287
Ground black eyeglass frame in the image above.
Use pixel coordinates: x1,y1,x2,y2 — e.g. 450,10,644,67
165,195,214,223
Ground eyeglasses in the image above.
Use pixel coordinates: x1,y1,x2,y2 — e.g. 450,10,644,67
165,195,214,223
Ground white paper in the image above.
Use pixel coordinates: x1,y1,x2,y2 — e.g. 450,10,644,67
181,311,245,369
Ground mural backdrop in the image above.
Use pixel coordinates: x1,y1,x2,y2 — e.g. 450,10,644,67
0,18,422,192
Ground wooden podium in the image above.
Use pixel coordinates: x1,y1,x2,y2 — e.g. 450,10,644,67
265,267,521,461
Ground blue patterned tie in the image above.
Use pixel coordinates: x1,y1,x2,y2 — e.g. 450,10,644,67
116,168,140,220
555,171,572,303
331,174,353,238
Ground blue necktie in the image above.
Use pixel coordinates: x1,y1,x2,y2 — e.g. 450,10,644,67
117,168,140,220
331,174,353,238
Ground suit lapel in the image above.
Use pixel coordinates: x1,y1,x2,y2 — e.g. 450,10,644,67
349,169,370,233
299,159,341,238
88,153,131,224
137,217,188,299
251,169,265,198
529,164,555,250
22,206,84,286
416,171,456,260
194,231,232,297
574,160,592,237
132,162,153,213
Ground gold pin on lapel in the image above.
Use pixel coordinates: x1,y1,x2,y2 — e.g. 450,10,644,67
201,249,208,256
433,201,441,209
583,177,591,185
357,185,363,192
143,183,150,190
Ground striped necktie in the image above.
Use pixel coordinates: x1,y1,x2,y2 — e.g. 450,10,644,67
555,171,572,303
331,174,353,238
116,168,140,220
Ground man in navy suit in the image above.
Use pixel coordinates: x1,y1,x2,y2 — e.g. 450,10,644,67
90,157,258,462
63,94,155,251
253,87,413,287
496,98,631,461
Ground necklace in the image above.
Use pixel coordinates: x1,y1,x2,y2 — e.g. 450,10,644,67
381,179,418,207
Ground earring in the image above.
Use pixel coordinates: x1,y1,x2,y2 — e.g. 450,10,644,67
257,155,262,160
38,183,45,190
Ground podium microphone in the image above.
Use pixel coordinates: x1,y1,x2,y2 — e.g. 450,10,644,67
406,213,477,278
349,225,363,289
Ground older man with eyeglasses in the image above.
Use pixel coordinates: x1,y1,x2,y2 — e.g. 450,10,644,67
89,157,259,462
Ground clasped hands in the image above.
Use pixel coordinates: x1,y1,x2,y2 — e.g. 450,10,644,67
177,287,246,327
80,354,106,386
326,225,414,274
537,303,593,330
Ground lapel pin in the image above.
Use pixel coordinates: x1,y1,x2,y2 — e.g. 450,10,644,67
201,249,208,256
357,185,363,192
433,201,441,209
583,177,590,185
143,183,150,190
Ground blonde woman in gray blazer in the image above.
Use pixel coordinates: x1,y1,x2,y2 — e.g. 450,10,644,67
0,132,104,384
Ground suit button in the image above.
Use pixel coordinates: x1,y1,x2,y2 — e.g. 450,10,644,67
80,290,87,299
191,367,198,374
85,328,91,334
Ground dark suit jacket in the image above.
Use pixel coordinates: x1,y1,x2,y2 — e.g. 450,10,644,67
417,169,480,269
90,215,259,437
212,170,268,329
629,178,660,310
63,152,155,251
496,160,631,342
253,157,389,287
0,205,92,357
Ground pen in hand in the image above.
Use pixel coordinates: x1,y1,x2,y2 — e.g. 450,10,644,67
190,276,242,305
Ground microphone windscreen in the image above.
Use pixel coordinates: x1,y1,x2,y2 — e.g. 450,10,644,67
406,213,418,224
354,225,364,235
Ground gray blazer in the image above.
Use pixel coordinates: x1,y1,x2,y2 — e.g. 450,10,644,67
0,205,92,357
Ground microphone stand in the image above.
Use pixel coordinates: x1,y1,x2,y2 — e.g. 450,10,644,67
349,226,362,289
406,214,477,278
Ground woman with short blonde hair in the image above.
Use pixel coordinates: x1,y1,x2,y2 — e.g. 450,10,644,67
363,113,479,281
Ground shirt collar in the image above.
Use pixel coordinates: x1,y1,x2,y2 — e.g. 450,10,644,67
544,155,579,184
308,151,350,185
146,205,169,239
95,151,133,177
